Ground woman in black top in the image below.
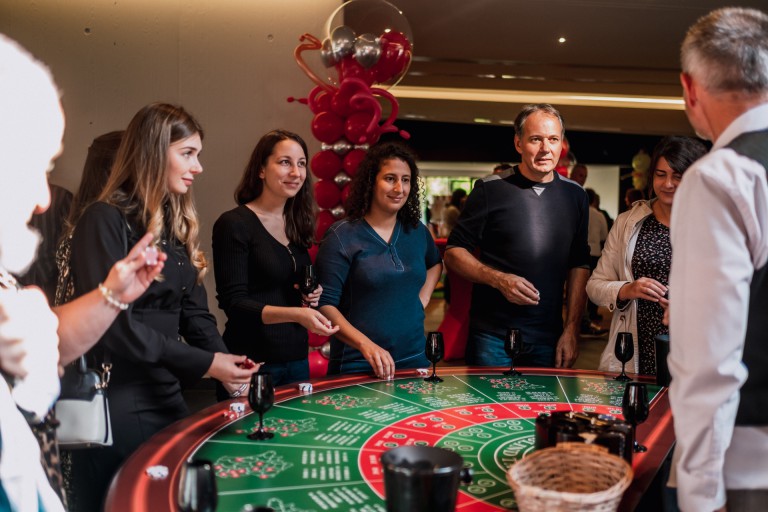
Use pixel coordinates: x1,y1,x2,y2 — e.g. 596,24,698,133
68,103,257,511
213,129,338,387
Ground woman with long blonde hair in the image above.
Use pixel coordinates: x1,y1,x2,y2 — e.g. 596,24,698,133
67,103,257,511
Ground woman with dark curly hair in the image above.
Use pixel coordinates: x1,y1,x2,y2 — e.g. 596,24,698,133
213,130,338,388
316,142,442,379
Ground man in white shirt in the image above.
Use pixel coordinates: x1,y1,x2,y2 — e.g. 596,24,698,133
669,7,768,512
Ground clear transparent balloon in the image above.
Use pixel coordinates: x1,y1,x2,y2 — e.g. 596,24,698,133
321,0,413,89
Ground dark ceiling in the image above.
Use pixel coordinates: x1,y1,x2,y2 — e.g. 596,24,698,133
385,0,768,136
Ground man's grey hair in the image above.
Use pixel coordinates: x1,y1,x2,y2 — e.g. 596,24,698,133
681,7,768,95
513,104,565,138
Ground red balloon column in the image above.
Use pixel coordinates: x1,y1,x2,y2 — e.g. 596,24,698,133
289,0,413,378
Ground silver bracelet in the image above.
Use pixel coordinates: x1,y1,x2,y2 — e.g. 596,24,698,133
98,283,130,311
230,383,247,398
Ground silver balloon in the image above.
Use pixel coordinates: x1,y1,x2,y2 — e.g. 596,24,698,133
330,205,346,219
332,140,352,155
333,172,351,188
354,33,381,69
320,38,337,68
330,25,356,61
354,143,369,151
320,341,331,359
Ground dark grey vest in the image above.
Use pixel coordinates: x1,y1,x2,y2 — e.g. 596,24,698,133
726,129,768,426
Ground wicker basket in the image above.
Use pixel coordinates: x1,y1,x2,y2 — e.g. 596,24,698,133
506,443,633,512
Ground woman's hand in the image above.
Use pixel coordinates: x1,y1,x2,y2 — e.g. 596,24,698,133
359,341,395,380
103,233,167,305
618,277,667,303
295,284,323,308
294,307,340,336
207,353,260,384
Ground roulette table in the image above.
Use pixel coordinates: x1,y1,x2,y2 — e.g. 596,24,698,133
106,367,673,511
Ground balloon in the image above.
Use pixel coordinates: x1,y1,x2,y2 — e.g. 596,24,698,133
319,38,337,68
308,350,329,378
315,209,336,241
323,0,413,89
341,183,352,205
308,243,319,263
308,86,332,114
310,150,342,180
315,180,341,209
330,25,356,62
320,341,331,359
343,149,367,176
320,140,352,155
293,33,335,92
308,333,327,348
372,31,412,86
345,110,380,145
354,33,381,68
333,172,351,188
330,204,346,219
311,111,344,144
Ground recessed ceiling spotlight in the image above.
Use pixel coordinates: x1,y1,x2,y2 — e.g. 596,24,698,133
558,37,566,43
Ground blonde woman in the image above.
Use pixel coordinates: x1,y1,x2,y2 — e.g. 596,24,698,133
67,103,257,511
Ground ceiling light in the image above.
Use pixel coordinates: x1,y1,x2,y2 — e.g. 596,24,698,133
473,118,492,124
392,86,684,110
558,37,566,43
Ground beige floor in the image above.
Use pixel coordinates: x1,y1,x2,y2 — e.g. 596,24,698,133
424,297,610,371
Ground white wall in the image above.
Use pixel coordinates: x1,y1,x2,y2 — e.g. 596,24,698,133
0,0,339,326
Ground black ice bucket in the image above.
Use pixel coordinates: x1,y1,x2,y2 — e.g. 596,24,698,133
380,446,472,512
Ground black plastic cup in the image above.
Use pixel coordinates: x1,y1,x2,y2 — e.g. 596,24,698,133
655,334,671,387
380,446,472,512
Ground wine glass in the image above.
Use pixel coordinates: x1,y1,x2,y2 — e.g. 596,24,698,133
424,332,444,383
299,264,318,306
503,328,523,376
622,382,650,452
178,459,217,512
247,371,275,441
614,332,634,381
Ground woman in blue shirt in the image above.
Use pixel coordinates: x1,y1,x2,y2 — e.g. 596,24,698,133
317,143,442,379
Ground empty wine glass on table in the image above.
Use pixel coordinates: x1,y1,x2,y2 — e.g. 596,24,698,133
299,264,318,306
504,328,523,376
614,332,634,381
247,371,275,441
424,332,444,383
622,381,650,453
178,459,218,512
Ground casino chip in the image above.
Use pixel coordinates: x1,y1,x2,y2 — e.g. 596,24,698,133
145,465,168,480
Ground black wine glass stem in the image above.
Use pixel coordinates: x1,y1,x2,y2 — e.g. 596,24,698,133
258,412,265,434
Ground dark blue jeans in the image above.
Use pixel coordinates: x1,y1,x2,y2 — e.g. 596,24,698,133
465,328,556,367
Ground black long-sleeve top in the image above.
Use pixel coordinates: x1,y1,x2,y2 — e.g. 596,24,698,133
212,205,309,363
70,201,226,390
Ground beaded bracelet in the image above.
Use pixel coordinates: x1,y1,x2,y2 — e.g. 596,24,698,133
98,283,130,311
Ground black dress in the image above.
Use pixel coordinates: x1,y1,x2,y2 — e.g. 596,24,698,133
67,202,227,511
631,216,671,375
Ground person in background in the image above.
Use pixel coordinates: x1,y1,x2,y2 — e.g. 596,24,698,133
583,187,608,333
67,103,258,511
445,104,590,369
317,142,442,379
0,34,168,511
669,7,768,511
569,163,588,187
624,188,644,210
439,188,467,238
493,162,513,175
594,192,614,231
213,129,338,389
587,136,706,375
16,184,72,303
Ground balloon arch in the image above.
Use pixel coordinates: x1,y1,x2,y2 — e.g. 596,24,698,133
288,0,413,376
